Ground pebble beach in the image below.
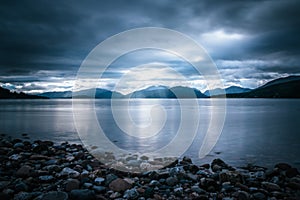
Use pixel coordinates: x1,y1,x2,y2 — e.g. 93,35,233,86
0,136,299,200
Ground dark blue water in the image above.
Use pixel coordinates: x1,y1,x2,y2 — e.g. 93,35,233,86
0,99,299,169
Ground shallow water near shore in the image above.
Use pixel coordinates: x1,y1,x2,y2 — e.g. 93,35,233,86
0,99,299,169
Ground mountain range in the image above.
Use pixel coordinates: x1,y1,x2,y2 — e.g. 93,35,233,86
203,86,251,96
1,75,299,99
39,88,123,99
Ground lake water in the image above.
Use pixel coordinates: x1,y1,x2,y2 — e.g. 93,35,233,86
0,99,299,169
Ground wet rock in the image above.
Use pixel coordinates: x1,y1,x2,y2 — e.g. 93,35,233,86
250,171,265,180
105,173,118,185
219,171,243,184
13,142,24,148
143,187,154,198
109,178,132,192
69,189,96,200
3,189,14,196
271,191,285,199
44,159,58,165
252,192,266,200
60,167,80,178
274,163,291,170
285,167,299,178
16,165,32,178
65,179,80,192
237,191,250,200
286,181,300,190
94,177,105,185
212,158,229,170
9,154,22,161
149,179,160,187
166,176,178,186
37,191,68,200
153,194,163,200
235,182,249,191
83,183,93,189
182,156,192,164
146,170,159,180
270,176,279,184
0,181,10,190
212,164,222,172
13,192,31,200
29,155,49,160
39,175,54,183
44,164,61,172
32,143,48,153
191,185,206,194
222,181,235,192
123,188,139,199
261,181,281,191
173,187,183,196
196,169,211,177
186,164,200,174
66,155,75,162
200,163,210,169
15,181,29,192
186,172,198,181
109,192,121,199
196,194,209,200
92,185,106,193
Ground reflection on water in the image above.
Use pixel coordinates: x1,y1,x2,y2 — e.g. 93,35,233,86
0,99,299,169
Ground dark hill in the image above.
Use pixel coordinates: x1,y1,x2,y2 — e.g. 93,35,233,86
226,77,300,98
0,87,47,99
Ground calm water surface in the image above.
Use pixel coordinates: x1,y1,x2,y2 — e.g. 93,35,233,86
0,99,299,169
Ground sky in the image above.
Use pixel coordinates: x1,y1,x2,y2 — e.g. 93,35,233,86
0,0,300,94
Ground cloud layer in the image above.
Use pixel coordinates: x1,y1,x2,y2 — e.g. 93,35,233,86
0,0,299,93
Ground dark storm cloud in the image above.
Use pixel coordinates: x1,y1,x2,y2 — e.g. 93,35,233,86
0,0,299,92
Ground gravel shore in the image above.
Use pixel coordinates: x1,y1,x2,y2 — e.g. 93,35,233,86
0,137,299,200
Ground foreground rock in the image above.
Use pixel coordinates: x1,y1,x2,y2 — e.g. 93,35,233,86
0,137,299,199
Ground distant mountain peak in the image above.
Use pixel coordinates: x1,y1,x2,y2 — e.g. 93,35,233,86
204,86,251,96
143,85,169,91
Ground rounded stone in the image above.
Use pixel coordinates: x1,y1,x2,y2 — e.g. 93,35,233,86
252,192,265,200
92,185,106,193
109,178,132,192
39,175,54,183
123,188,139,199
16,165,32,178
94,177,105,185
174,187,183,196
261,181,280,191
13,142,24,148
166,176,178,186
237,191,250,200
285,167,299,178
69,189,96,200
15,181,29,192
39,191,68,200
65,179,80,192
